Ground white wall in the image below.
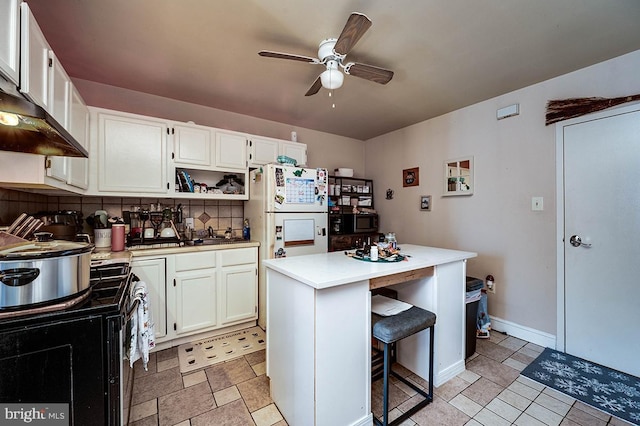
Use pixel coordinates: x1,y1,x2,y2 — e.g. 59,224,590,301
365,50,640,336
73,79,365,175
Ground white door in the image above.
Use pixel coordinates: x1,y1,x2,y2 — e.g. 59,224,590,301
561,105,640,376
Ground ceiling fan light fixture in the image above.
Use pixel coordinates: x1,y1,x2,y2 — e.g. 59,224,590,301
320,68,343,90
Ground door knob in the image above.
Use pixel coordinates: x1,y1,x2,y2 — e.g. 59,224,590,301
569,235,592,248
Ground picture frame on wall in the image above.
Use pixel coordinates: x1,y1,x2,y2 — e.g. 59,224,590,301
420,195,431,211
403,167,419,187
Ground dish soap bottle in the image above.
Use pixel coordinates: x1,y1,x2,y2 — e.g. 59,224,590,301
242,219,250,240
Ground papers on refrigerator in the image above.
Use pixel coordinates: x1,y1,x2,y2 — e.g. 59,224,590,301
371,295,413,316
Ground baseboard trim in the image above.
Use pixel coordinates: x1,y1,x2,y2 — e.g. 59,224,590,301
435,359,465,388
490,316,556,349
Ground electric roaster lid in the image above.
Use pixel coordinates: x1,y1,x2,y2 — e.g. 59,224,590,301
0,239,94,260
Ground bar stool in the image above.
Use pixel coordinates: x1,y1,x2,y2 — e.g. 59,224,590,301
371,305,436,426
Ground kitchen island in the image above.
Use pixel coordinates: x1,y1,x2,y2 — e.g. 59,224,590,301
264,244,477,426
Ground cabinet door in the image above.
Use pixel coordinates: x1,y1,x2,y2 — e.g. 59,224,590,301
0,0,20,85
173,124,213,167
66,84,89,189
215,130,247,170
46,52,71,183
281,141,307,166
175,269,217,334
131,257,167,340
248,137,279,166
20,2,50,109
98,113,168,193
220,264,257,325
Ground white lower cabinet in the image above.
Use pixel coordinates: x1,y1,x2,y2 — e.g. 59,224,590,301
132,247,257,346
174,251,217,335
219,247,258,325
130,257,168,340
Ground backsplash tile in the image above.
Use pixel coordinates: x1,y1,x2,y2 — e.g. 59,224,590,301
0,188,245,237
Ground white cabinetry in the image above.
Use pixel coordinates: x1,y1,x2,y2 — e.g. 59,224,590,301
96,110,168,194
247,136,307,167
172,123,213,168
131,256,168,340
174,251,218,335
19,2,50,110
215,130,247,171
0,3,88,194
0,0,20,85
281,140,307,166
132,247,257,348
219,248,258,325
66,85,89,189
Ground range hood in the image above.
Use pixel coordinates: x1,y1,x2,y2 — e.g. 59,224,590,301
0,89,88,158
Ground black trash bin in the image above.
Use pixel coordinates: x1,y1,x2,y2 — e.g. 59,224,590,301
465,276,484,359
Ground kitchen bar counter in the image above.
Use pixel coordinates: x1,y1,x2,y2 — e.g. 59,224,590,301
264,244,476,426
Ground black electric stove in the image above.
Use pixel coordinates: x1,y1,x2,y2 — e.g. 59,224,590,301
0,260,134,426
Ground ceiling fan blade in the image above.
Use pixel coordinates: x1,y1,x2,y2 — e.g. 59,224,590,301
305,76,322,96
333,13,372,56
258,50,319,64
345,63,394,84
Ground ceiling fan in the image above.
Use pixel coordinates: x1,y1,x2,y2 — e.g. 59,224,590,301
258,12,394,96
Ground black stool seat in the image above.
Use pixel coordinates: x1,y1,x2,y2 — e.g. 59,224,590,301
371,303,436,426
373,307,436,343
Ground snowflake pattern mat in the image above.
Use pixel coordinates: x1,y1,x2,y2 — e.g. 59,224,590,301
177,326,266,373
521,347,640,425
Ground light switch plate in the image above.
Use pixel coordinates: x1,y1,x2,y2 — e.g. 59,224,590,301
531,197,544,211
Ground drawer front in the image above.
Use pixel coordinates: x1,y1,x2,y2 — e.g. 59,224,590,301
219,247,257,266
175,252,216,271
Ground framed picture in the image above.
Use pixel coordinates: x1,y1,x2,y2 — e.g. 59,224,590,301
403,167,419,187
420,195,431,211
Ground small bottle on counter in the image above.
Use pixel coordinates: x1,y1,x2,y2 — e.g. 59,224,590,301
370,244,379,261
243,219,251,240
111,223,125,252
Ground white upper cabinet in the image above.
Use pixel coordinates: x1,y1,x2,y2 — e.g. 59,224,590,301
0,0,20,85
247,136,307,167
247,136,279,166
172,123,213,168
215,130,247,171
66,84,89,189
46,52,71,183
281,140,307,166
20,2,50,110
97,110,168,193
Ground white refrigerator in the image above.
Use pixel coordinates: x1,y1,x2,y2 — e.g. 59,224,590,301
245,164,328,328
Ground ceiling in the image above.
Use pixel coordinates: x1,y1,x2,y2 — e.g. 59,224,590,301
26,0,640,141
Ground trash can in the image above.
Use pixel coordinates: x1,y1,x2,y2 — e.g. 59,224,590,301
465,276,484,359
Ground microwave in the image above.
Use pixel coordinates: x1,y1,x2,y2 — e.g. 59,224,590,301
344,214,378,234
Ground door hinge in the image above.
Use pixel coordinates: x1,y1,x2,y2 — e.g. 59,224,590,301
48,57,53,68
44,157,51,169
173,278,176,287
167,128,175,135
174,323,177,331
171,152,175,160
167,182,170,190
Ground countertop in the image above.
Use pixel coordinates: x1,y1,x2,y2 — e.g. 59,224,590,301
263,244,477,289
93,240,260,258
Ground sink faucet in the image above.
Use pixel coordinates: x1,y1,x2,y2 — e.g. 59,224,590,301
207,226,215,238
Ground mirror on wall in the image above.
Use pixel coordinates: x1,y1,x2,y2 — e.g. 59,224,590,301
444,156,473,196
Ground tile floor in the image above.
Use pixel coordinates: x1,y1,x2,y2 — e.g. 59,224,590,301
128,331,634,425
